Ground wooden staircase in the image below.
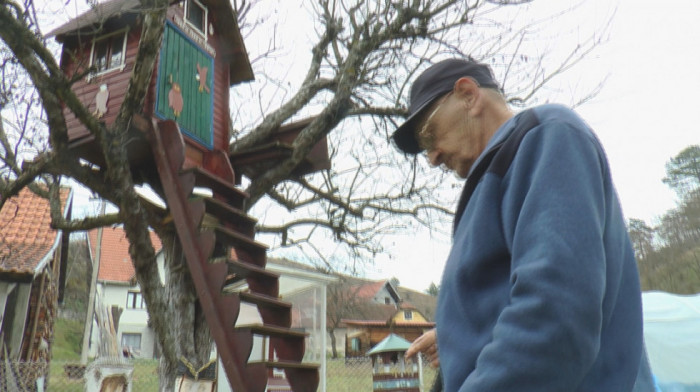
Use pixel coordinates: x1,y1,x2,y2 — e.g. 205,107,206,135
147,118,319,392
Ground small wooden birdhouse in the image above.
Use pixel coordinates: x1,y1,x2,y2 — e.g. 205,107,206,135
48,0,253,169
366,333,421,392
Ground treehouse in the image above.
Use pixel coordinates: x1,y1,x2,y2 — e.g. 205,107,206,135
50,0,253,170
47,1,323,391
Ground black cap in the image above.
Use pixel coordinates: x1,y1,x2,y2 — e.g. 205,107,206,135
391,58,500,154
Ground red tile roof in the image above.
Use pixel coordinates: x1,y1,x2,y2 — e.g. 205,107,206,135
0,187,72,275
88,226,162,283
352,280,387,299
341,320,436,328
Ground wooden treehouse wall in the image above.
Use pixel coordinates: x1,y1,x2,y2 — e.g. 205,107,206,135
60,5,232,167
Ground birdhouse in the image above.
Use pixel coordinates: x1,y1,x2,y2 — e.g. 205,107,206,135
48,0,254,169
366,334,421,392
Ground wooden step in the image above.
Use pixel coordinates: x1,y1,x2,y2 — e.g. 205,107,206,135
214,226,268,266
220,259,279,297
186,166,249,209
239,291,291,311
201,197,256,237
251,360,319,371
239,291,292,327
236,324,308,340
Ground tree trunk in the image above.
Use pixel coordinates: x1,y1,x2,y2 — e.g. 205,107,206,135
156,233,213,391
329,329,338,359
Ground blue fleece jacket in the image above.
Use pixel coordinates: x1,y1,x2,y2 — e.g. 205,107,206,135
436,104,654,391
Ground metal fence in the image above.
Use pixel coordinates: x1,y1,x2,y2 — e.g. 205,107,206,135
2,358,437,391
326,357,439,392
0,359,159,391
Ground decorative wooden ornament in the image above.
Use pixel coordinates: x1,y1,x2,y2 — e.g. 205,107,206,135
94,83,109,118
168,82,184,117
196,63,210,93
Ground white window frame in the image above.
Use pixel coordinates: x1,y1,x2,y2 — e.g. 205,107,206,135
88,28,128,78
184,0,208,37
126,290,145,309
121,333,142,353
404,310,413,320
351,337,361,352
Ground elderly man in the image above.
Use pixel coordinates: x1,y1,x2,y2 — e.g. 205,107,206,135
395,58,655,391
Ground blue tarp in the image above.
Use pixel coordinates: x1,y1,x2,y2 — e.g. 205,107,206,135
643,291,700,392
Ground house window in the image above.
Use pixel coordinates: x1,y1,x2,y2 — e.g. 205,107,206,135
384,297,391,305
185,0,207,35
351,338,361,352
126,291,145,309
90,30,127,74
404,310,413,320
121,333,141,355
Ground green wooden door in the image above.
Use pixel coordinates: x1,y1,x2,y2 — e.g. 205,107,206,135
155,22,214,149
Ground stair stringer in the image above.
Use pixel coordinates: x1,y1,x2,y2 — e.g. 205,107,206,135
147,119,319,392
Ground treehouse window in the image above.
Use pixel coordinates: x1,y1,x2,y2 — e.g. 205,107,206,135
90,30,127,74
185,0,207,35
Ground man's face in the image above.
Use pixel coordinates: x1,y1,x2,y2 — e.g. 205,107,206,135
416,91,485,178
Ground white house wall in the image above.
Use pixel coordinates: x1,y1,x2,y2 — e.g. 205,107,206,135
0,282,32,359
96,282,157,359
0,282,16,327
373,285,397,306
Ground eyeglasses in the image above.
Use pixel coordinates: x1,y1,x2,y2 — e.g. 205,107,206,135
417,91,453,152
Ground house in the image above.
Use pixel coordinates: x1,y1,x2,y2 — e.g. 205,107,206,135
342,299,435,358
329,278,437,358
84,228,336,390
268,260,439,359
0,187,73,388
86,226,163,359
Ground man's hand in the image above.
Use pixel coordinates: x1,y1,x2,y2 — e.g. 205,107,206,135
405,328,439,368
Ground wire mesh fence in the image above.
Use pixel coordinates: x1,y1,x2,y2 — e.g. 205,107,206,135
2,358,438,391
326,357,439,392
1,360,48,391
0,359,159,391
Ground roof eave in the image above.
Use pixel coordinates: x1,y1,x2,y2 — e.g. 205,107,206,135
32,189,73,277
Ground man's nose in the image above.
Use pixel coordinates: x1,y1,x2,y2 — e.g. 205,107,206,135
426,149,442,167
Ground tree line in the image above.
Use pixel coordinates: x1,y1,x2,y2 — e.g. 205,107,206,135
629,145,700,294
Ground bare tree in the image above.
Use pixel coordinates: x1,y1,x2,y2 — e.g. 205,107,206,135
231,0,610,265
0,0,609,388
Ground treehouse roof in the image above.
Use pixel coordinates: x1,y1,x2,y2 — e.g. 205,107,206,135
46,0,254,84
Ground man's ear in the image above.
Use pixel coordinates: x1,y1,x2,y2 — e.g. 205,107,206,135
454,77,481,113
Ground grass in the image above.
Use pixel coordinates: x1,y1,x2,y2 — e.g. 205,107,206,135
50,318,159,390
48,359,159,391
52,318,83,361
50,317,437,390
